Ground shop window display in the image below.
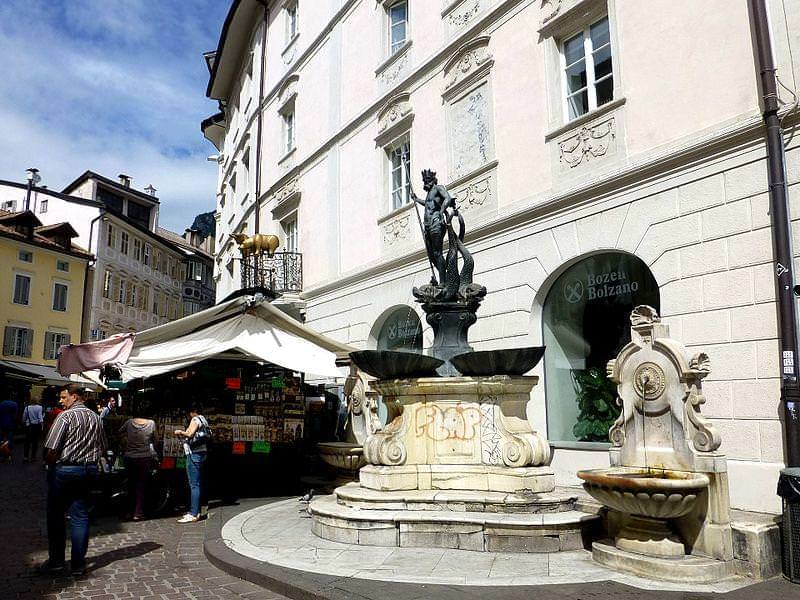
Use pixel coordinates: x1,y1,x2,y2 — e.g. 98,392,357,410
542,252,659,444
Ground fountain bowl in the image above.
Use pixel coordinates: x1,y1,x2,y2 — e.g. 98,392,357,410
577,467,709,519
349,350,444,380
450,346,546,376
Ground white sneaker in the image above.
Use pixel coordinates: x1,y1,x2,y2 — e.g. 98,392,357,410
177,513,199,524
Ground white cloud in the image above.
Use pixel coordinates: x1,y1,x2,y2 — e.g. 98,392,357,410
0,0,227,231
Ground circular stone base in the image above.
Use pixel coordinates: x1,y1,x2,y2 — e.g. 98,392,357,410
591,541,734,583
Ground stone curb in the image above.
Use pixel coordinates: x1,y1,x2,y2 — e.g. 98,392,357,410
202,500,795,600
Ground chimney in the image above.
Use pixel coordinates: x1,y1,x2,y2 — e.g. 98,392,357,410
118,174,131,187
144,184,157,197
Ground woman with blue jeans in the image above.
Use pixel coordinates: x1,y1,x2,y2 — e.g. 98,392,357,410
173,403,209,523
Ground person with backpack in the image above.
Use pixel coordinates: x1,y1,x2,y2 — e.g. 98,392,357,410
173,402,211,523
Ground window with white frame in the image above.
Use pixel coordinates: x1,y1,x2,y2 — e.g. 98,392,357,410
133,238,142,261
116,277,125,304
3,326,33,357
52,282,68,312
562,16,613,121
283,109,295,154
286,1,299,42
56,260,69,272
43,331,70,360
102,269,112,298
120,231,129,255
388,136,411,210
40,198,48,213
13,273,31,305
18,249,32,263
388,1,408,55
143,243,152,266
283,215,299,253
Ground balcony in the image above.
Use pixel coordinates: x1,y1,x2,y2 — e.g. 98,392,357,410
240,251,303,295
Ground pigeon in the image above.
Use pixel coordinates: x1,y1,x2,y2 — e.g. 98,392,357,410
299,489,315,502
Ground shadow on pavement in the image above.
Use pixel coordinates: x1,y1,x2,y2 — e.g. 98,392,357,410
87,540,162,573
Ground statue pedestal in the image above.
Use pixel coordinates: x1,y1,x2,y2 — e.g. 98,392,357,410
309,375,601,552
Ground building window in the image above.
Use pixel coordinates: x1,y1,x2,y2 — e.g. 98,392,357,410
133,238,142,262
139,286,149,311
542,252,658,444
153,250,162,273
283,215,299,253
143,243,152,267
283,109,295,154
169,257,177,279
106,223,116,247
43,331,70,360
286,1,299,42
13,273,31,305
39,199,48,213
127,201,150,228
102,269,112,299
116,277,125,304
152,292,160,316
388,1,408,55
18,250,33,263
52,282,68,312
130,283,139,308
388,136,411,210
562,16,613,121
120,231,129,255
3,326,33,357
56,260,69,272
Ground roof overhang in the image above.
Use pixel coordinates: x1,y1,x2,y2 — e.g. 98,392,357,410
206,0,263,100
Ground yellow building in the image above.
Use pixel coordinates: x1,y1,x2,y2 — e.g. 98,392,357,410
0,210,91,368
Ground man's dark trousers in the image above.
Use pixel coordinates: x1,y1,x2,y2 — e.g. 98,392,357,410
47,465,97,569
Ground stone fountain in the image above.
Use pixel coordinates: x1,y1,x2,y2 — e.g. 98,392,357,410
577,306,734,582
308,169,599,552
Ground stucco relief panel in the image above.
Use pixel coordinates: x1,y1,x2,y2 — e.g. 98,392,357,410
443,0,485,36
557,115,617,171
449,83,492,181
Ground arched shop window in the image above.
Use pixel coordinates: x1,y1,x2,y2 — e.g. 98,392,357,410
543,252,659,444
376,307,423,353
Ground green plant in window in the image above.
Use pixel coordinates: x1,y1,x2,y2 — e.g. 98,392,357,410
572,367,620,442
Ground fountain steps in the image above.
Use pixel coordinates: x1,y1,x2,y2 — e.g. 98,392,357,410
334,481,579,513
308,494,602,553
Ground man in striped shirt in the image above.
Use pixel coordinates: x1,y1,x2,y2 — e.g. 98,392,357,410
39,384,107,576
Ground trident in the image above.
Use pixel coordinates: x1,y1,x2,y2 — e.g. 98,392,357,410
402,148,439,285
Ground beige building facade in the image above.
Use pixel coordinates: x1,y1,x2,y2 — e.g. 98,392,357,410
204,0,800,514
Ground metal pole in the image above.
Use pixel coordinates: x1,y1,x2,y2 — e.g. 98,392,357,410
749,0,800,466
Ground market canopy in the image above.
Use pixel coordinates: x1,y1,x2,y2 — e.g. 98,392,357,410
60,295,354,381
0,359,103,389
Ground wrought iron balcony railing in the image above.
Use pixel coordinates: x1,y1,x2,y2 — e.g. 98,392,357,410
240,251,303,294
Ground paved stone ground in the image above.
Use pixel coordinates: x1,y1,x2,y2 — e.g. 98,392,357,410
0,443,288,600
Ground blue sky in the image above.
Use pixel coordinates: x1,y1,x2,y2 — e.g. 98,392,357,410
0,0,231,232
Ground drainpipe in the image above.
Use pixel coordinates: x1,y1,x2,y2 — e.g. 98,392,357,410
81,210,105,342
254,0,269,234
749,0,800,467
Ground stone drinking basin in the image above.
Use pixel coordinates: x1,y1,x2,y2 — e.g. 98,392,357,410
577,467,709,520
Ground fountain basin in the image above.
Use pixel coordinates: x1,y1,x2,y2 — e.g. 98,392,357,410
318,442,366,473
349,350,443,379
577,467,709,520
450,346,545,376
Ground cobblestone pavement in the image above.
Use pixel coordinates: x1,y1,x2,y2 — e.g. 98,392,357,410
0,444,287,600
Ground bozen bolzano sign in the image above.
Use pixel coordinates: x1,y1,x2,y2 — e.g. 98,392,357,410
563,269,640,304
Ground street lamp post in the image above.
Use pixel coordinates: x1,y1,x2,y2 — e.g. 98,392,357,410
24,168,40,212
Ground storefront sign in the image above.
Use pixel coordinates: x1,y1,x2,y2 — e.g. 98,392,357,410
564,269,639,303
106,380,126,390
271,376,285,389
252,441,271,454
225,377,241,390
377,308,422,352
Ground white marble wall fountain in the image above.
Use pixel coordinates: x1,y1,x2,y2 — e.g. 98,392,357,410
577,306,734,582
308,168,600,552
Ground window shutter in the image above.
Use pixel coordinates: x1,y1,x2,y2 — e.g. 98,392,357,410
63,333,71,348
43,331,54,359
3,327,13,355
23,328,33,357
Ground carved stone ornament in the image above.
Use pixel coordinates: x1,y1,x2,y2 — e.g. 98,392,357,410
448,0,481,28
558,116,615,168
277,75,299,111
455,175,491,211
273,178,299,204
379,50,409,86
382,213,411,246
443,37,493,97
377,94,412,135
541,0,563,24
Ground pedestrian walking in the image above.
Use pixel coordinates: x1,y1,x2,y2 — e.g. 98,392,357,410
39,384,107,576
119,409,158,521
22,394,44,462
173,403,210,524
0,389,20,462
99,394,117,419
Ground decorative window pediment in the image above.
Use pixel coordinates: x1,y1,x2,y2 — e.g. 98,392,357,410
277,75,299,114
442,36,493,100
374,92,414,147
270,178,301,221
